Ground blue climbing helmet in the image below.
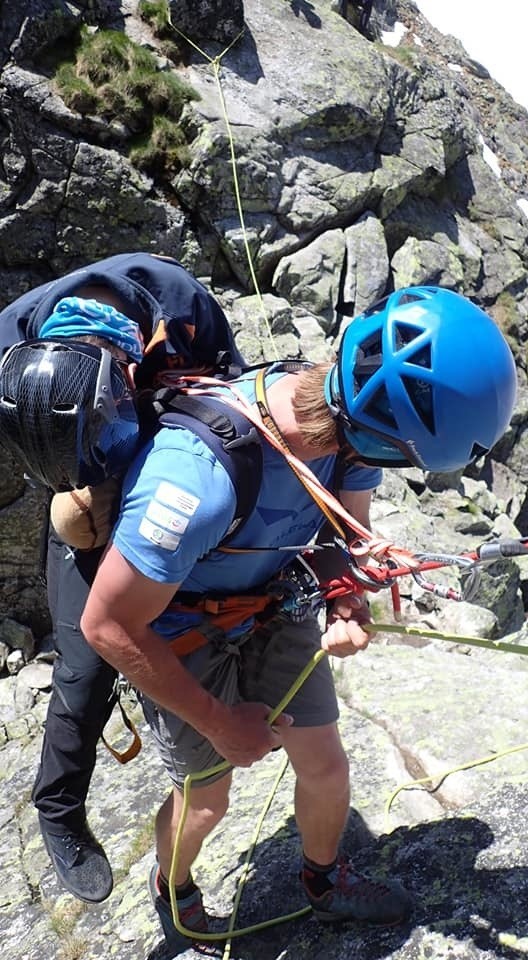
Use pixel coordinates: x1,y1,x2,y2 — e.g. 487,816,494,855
0,338,139,490
324,286,517,472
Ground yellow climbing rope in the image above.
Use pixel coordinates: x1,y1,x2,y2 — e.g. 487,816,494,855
166,623,528,948
383,741,528,834
165,13,280,360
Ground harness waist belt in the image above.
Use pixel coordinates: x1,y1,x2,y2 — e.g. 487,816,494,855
167,593,278,656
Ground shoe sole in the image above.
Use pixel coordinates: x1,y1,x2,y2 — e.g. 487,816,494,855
312,907,410,925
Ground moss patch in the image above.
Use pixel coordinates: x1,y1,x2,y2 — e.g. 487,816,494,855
138,0,186,63
54,26,198,177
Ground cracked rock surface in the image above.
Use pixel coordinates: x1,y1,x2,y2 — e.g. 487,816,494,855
2,638,527,960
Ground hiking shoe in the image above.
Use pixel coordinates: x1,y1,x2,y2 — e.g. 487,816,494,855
302,859,413,925
40,817,113,902
149,862,210,955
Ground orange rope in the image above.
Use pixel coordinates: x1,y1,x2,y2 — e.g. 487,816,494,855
169,375,418,574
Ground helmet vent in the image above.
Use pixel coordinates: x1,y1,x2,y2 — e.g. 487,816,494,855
394,322,427,352
353,333,384,395
357,331,383,359
469,442,489,462
402,376,435,434
408,343,432,369
396,292,427,305
364,385,398,430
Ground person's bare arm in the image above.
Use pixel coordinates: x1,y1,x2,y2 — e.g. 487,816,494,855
81,544,291,765
320,488,374,657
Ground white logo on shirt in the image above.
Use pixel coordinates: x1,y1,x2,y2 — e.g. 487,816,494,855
155,481,200,516
139,517,181,551
146,500,190,533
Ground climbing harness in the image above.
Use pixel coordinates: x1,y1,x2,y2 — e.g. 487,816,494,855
166,592,279,657
164,368,528,618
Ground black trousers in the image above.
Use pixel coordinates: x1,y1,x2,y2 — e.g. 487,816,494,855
32,531,118,834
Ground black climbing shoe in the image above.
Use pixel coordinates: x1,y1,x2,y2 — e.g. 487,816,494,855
149,862,210,954
40,817,113,903
302,857,413,925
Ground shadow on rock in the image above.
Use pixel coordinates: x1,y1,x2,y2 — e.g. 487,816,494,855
210,809,528,960
378,814,528,958
288,0,322,28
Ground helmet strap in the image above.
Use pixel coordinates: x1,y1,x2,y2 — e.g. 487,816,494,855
94,348,119,423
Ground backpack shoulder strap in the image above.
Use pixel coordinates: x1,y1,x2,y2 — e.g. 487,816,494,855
154,391,263,545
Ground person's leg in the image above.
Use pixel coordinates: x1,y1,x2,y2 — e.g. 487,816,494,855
140,641,240,951
32,530,116,901
281,723,350,863
242,614,413,924
282,722,412,924
155,777,232,885
149,777,231,953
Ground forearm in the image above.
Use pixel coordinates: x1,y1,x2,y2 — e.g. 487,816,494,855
81,613,290,766
81,614,228,739
80,545,289,766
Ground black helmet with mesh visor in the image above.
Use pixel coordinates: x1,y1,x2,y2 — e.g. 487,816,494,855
0,339,139,491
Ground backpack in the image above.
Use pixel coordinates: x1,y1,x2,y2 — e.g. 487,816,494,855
143,360,313,546
146,387,264,545
45,383,264,555
0,255,263,540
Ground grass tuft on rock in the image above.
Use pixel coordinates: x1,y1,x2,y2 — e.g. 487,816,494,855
54,26,198,174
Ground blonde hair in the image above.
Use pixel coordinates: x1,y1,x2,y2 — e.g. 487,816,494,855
292,362,339,450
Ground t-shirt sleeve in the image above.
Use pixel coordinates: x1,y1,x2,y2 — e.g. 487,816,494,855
339,463,383,491
112,430,237,584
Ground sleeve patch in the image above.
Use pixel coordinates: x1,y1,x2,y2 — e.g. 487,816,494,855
146,500,190,534
155,481,201,516
139,517,181,551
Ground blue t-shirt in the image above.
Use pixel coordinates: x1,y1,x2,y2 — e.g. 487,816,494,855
113,369,382,639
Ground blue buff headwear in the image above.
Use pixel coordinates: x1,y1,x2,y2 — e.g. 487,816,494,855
39,296,144,363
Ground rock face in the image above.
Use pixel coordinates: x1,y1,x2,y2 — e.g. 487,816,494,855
168,0,245,44
1,4,528,957
0,0,526,629
1,0,527,638
2,643,528,960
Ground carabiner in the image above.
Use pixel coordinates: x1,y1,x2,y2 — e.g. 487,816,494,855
411,553,481,603
332,536,396,591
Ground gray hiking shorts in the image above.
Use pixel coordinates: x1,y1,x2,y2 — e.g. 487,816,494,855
140,612,338,788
